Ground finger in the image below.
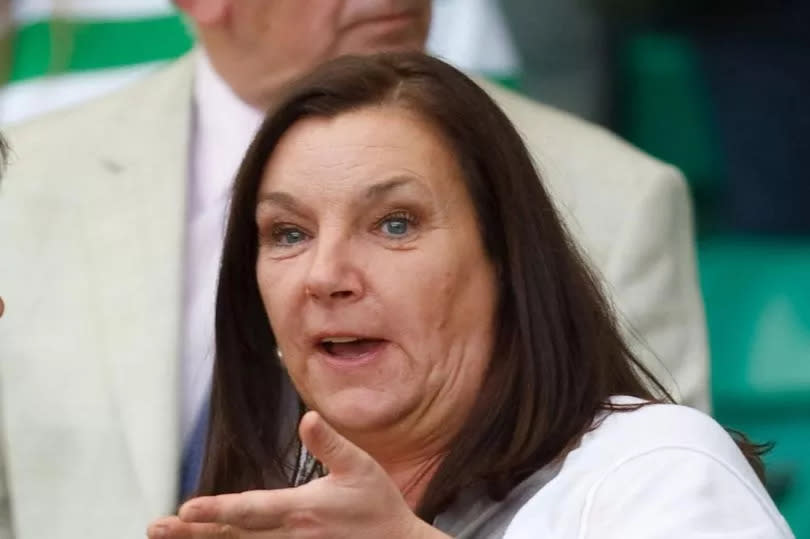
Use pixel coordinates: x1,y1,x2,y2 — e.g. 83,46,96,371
147,516,237,539
147,516,184,539
298,410,374,477
180,490,301,530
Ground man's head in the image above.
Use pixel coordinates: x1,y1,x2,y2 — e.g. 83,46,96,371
176,0,432,110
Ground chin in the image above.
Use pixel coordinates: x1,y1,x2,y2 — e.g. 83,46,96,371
343,30,427,57
314,388,409,434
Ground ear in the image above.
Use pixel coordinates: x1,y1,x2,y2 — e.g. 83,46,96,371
174,0,229,26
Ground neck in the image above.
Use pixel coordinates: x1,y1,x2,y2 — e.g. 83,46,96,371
378,451,446,509
345,421,456,509
199,37,310,112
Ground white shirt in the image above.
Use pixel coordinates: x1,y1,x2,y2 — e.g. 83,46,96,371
503,397,794,538
182,51,264,444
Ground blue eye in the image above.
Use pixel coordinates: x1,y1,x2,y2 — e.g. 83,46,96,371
381,216,410,237
273,227,308,246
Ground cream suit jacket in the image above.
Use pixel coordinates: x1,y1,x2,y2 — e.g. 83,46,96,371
0,54,709,538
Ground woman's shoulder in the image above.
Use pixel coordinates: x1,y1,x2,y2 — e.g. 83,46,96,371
501,396,794,538
586,396,744,458
575,396,770,497
558,396,763,499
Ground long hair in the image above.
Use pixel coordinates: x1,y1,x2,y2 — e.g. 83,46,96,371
197,52,763,520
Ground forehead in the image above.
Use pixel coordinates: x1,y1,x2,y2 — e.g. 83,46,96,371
260,106,462,194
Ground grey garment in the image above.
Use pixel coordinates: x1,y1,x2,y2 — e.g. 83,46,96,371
433,462,562,538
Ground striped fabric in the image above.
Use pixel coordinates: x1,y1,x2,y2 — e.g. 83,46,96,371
0,0,521,125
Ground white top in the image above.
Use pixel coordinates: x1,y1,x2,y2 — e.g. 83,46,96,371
504,397,794,538
182,50,264,443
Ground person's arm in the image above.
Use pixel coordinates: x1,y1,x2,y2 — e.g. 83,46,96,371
0,134,13,539
580,448,792,538
0,462,11,539
505,447,793,538
604,168,710,411
0,438,13,539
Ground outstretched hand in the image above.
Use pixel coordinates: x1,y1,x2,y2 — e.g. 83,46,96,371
147,411,449,539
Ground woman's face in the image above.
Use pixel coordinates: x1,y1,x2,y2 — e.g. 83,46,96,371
255,106,497,446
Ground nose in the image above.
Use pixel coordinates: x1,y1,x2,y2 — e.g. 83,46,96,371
303,233,365,304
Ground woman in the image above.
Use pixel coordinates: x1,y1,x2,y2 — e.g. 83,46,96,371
149,53,792,538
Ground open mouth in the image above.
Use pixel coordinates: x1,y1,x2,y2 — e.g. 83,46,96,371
319,337,386,360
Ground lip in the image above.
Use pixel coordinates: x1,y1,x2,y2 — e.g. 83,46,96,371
312,331,381,344
313,337,390,370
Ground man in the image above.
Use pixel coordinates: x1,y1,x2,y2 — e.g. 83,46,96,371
0,132,5,320
0,1,708,537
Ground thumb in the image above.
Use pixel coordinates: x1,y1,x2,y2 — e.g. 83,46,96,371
299,411,373,477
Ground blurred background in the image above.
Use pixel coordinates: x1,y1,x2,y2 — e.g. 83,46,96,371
1,0,808,535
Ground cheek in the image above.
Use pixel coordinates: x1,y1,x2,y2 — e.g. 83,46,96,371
382,247,495,351
271,2,343,53
256,257,301,339
434,255,497,365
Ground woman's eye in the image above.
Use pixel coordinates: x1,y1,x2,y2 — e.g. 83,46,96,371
379,213,416,238
382,217,409,236
272,226,308,246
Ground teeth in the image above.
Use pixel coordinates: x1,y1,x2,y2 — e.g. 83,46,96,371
322,337,361,344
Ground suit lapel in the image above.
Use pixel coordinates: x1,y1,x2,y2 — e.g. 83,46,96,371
83,54,195,515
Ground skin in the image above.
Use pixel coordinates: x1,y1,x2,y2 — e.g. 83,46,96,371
256,107,498,490
148,107,498,537
148,411,450,539
152,2,456,535
176,0,432,109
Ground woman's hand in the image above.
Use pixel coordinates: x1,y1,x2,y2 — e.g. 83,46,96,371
147,411,449,539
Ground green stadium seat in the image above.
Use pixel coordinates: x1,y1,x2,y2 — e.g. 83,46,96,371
618,32,721,196
616,31,724,233
699,238,810,536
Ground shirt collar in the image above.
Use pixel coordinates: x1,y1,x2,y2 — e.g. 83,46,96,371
191,49,265,211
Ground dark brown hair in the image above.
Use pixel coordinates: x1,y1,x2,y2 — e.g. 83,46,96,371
198,52,764,520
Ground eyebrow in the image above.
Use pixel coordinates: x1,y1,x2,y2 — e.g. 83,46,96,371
256,175,424,212
364,176,419,200
256,191,300,213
